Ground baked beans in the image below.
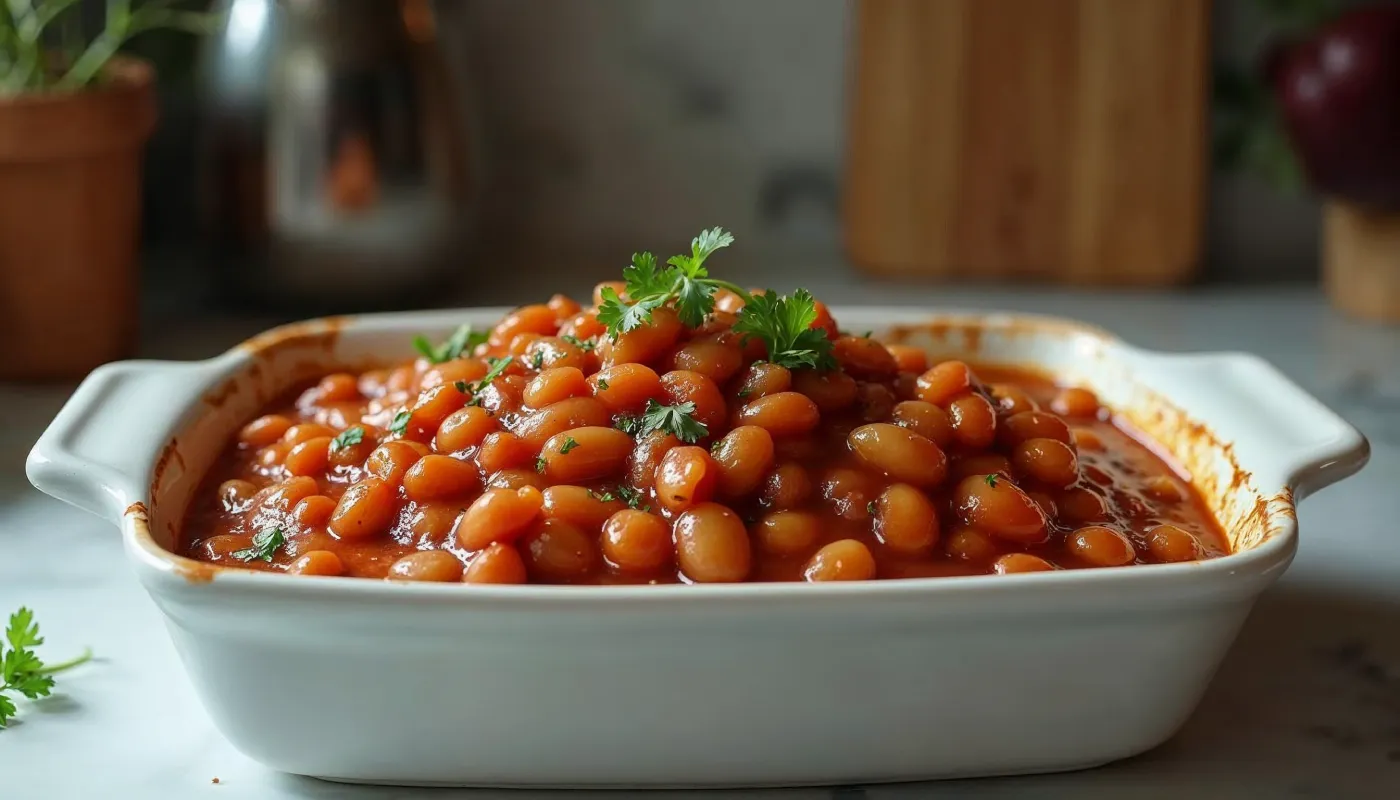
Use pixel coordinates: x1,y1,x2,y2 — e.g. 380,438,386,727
182,292,1228,583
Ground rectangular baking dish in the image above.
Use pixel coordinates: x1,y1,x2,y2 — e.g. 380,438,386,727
27,308,1368,788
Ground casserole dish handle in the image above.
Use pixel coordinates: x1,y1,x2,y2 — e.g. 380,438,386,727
1138,352,1370,499
27,359,219,523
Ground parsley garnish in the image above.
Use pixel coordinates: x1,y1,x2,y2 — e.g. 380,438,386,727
561,335,595,352
559,437,579,455
535,454,548,473
412,324,487,364
587,489,617,502
596,228,746,332
530,351,545,370
731,288,837,370
866,501,877,516
710,440,724,455
1,608,92,728
388,410,412,436
616,485,649,511
595,228,837,371
456,356,514,402
330,426,364,452
597,378,609,391
232,527,286,562
984,474,999,488
615,400,708,443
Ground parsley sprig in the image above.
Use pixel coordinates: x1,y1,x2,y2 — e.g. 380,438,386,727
232,527,286,562
732,289,838,370
413,324,488,364
596,228,836,370
597,228,747,331
616,400,709,444
1,608,92,729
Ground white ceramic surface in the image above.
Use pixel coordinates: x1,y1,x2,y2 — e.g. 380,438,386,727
24,308,1368,788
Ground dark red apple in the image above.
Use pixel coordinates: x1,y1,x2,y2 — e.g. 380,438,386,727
1265,4,1400,209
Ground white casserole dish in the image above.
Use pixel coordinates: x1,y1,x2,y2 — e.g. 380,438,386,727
27,308,1368,788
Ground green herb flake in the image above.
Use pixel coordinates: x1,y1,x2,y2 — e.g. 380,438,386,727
615,485,649,511
984,474,999,488
535,454,548,474
530,351,545,370
388,410,412,436
329,426,364,452
561,335,595,352
559,437,580,455
232,527,286,563
866,501,877,516
597,378,609,391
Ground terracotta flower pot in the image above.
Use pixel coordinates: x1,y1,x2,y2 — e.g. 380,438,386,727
0,58,156,380
1324,200,1400,325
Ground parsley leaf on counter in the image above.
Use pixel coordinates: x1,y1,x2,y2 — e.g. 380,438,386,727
731,289,837,371
233,527,286,562
413,324,487,364
1,608,93,728
330,426,364,452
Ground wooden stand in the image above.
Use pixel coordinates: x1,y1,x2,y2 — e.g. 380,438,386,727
1324,201,1400,324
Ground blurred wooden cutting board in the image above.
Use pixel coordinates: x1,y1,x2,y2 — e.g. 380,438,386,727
844,0,1209,285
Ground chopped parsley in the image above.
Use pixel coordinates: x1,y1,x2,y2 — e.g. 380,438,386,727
615,400,708,444
597,378,609,391
455,356,514,402
535,454,548,473
530,351,545,370
329,426,364,452
561,335,595,352
232,527,286,562
616,485,649,511
559,437,580,455
388,410,412,436
984,474,999,488
866,501,877,516
412,324,487,363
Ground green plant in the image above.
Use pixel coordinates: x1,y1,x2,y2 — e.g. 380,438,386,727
0,0,213,96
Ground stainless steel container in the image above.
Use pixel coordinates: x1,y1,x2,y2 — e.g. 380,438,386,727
198,0,471,307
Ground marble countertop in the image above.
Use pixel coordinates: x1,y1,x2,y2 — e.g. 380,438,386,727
2,275,1398,799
